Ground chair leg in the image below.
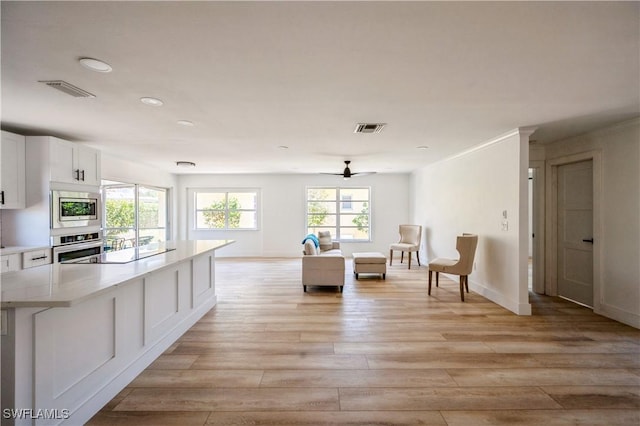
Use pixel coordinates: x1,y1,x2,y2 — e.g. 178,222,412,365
464,276,469,293
436,271,439,287
416,251,421,266
303,285,307,292
428,270,432,295
408,252,412,269
389,249,393,265
459,276,465,301
401,251,404,263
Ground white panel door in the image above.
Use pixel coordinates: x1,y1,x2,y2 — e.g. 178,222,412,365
557,160,594,307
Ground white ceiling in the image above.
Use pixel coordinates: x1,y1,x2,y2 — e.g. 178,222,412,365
1,1,638,175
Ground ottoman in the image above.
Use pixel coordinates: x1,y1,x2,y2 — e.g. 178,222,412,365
352,252,387,279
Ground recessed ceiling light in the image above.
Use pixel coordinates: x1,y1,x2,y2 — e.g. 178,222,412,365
176,161,196,168
177,120,194,126
417,145,429,150
79,57,112,73
140,97,163,106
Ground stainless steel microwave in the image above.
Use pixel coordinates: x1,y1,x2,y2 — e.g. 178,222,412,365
51,190,100,229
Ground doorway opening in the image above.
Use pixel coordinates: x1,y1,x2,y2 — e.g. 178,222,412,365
529,161,545,295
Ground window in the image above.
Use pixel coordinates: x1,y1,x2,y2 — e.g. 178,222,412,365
102,182,168,251
194,190,258,230
341,194,353,210
307,187,370,241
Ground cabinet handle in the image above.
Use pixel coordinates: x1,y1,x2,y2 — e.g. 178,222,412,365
74,169,80,181
582,238,594,244
81,170,85,181
0,190,4,205
31,256,48,261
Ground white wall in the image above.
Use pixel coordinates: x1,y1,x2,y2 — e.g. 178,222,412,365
543,118,640,327
410,129,533,315
177,173,410,257
101,152,179,239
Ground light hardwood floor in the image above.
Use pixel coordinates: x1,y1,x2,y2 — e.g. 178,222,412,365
88,258,640,425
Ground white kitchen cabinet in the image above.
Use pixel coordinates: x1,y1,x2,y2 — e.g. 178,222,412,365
0,253,21,273
0,246,51,272
1,137,101,248
49,137,101,186
0,131,26,209
22,248,52,269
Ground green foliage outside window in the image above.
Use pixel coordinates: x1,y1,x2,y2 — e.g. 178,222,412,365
105,199,134,237
105,199,159,234
138,202,160,228
307,188,329,226
202,197,241,228
306,187,370,240
352,202,369,231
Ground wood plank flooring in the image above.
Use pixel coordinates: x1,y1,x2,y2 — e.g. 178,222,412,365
87,258,640,425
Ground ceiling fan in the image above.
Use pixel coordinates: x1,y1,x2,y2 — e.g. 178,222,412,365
323,161,376,179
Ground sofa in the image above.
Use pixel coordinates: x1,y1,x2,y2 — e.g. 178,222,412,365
301,231,345,292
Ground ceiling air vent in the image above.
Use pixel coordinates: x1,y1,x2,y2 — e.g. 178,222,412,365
354,123,386,134
39,80,95,98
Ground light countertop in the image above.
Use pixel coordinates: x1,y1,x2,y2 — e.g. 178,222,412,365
0,240,234,308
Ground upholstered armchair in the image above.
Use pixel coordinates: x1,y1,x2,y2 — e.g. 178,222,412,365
302,231,345,292
428,233,478,301
389,224,422,269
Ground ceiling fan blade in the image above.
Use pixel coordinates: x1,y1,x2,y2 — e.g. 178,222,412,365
320,160,376,178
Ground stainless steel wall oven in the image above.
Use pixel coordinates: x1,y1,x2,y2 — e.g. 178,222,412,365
52,231,103,263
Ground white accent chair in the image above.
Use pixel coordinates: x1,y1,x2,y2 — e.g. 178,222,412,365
389,225,422,269
428,234,478,301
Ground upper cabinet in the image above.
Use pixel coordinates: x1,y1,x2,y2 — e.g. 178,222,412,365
0,131,26,209
27,136,101,187
48,137,101,186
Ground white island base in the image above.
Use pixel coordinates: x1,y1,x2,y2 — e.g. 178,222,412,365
1,240,233,426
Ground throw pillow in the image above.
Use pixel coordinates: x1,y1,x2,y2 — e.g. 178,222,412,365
318,231,332,251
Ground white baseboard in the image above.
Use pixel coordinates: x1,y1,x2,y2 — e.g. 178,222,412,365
596,303,640,329
439,273,532,315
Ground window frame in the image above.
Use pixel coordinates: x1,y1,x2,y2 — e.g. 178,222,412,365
102,182,169,249
193,188,260,231
306,186,371,242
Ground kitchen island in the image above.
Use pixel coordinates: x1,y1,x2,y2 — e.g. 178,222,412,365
0,240,233,426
